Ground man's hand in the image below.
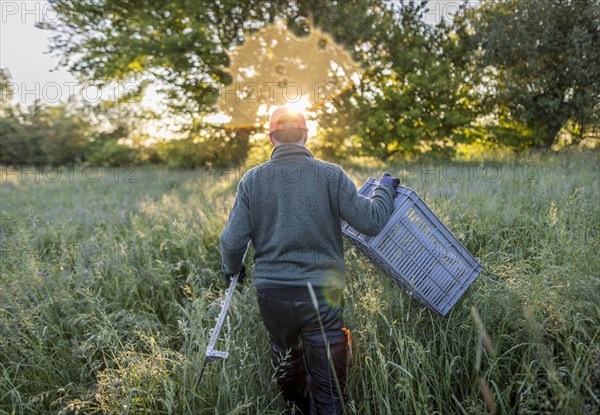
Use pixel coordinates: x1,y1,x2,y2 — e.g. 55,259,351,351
379,172,400,189
223,265,246,285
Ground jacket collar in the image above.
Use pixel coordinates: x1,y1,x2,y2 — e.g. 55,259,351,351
269,143,315,160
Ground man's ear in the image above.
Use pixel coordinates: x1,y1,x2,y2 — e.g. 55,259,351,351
269,133,277,147
302,131,308,144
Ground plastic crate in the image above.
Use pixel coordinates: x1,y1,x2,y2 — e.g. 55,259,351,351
341,178,482,316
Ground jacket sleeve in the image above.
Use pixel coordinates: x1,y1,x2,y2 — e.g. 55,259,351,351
220,179,251,275
337,171,395,236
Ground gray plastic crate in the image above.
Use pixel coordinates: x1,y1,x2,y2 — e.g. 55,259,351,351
342,178,482,316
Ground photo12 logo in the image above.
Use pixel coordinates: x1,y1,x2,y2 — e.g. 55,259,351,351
219,81,338,105
12,240,141,266
1,81,141,105
423,1,480,25
1,1,62,24
400,161,539,184
312,2,337,24
1,164,139,184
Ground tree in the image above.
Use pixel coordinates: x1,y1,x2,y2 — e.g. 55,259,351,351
37,105,91,164
0,111,28,164
466,0,600,148
0,68,15,117
1,70,49,165
41,0,487,161
314,1,484,159
41,0,352,119
41,1,433,158
0,101,92,165
0,69,29,164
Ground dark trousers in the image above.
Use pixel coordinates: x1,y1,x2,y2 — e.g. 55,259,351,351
256,286,348,415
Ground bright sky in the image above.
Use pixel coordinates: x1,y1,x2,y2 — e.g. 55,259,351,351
1,0,78,105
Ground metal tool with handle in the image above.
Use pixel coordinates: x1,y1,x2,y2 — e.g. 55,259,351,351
195,246,249,386
195,271,241,386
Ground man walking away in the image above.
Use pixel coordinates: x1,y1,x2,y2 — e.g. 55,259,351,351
220,105,399,414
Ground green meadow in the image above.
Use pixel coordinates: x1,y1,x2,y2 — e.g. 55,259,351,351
1,150,599,414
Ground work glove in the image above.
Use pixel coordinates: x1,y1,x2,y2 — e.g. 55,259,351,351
379,172,400,189
223,265,246,286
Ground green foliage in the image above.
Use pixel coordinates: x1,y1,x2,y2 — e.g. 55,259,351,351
155,137,214,169
84,126,136,167
96,346,184,414
0,102,91,165
0,108,30,164
0,70,154,167
85,140,137,167
38,105,91,164
155,127,250,169
313,1,484,159
486,108,539,150
0,68,15,115
465,0,600,148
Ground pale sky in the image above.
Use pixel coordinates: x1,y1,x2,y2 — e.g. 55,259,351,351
1,1,76,105
0,0,477,108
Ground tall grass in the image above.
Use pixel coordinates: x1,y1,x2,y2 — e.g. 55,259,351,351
1,151,599,414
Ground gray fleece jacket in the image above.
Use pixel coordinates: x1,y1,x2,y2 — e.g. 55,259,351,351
220,143,395,289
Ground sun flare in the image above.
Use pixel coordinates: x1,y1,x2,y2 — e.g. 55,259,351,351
285,96,312,113
263,97,318,138
219,22,361,130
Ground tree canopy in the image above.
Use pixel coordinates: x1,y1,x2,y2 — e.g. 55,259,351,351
465,0,600,148
1,0,596,166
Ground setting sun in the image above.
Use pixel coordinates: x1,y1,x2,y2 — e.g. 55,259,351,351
263,98,318,138
285,96,312,113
